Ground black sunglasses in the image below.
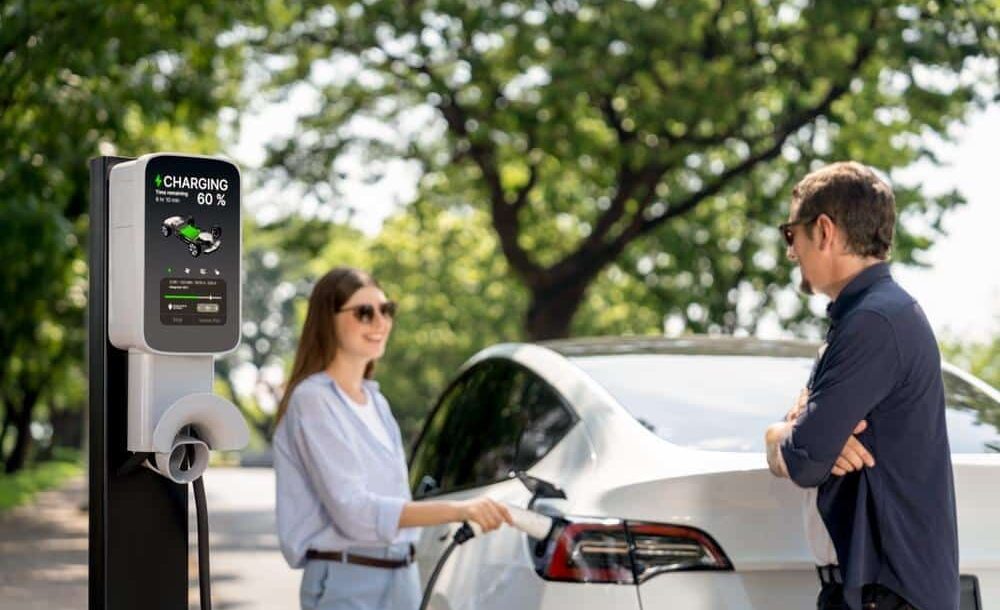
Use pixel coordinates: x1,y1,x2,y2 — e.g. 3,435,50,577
779,214,826,247
337,301,397,324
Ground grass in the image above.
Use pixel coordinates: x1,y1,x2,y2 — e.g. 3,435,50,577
0,450,83,513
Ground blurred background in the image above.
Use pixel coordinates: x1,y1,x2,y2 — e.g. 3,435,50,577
0,0,997,604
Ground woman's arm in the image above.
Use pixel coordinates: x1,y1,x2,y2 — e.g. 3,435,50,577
399,497,512,533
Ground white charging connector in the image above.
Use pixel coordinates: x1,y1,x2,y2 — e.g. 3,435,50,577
464,503,555,540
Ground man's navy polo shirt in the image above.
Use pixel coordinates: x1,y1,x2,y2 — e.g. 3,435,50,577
781,262,959,610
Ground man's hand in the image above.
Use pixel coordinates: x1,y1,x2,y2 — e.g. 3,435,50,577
774,389,875,480
765,421,792,478
767,389,809,479
831,419,875,476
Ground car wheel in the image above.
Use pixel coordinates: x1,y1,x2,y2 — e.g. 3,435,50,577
188,243,201,257
161,225,171,237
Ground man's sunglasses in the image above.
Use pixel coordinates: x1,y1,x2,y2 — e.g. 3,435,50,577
779,214,824,247
337,301,397,324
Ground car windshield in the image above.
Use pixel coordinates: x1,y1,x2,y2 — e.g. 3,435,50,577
570,353,1000,454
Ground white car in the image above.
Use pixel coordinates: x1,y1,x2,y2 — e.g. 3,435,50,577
409,336,999,610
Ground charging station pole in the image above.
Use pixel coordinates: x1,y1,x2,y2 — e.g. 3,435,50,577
88,156,188,609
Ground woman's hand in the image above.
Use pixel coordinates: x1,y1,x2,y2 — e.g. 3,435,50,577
454,498,513,533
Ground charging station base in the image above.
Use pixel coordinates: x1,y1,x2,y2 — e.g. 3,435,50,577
89,156,189,609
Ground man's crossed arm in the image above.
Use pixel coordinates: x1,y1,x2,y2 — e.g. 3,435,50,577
766,415,874,479
766,311,898,487
766,387,875,481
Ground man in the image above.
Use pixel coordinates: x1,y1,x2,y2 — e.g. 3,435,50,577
764,162,959,610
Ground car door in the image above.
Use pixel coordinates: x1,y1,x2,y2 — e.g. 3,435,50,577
409,358,577,610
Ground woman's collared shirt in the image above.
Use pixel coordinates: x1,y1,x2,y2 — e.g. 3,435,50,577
274,372,420,569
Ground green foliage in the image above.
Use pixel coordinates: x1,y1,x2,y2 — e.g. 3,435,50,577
0,198,85,469
0,0,268,471
941,335,1000,390
260,0,998,339
0,451,82,512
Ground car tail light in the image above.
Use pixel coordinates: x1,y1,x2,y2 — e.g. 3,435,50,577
542,520,635,583
532,517,732,584
628,522,732,581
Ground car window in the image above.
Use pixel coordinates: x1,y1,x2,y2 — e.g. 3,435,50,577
570,354,1000,454
409,360,520,495
943,371,1000,453
409,359,576,497
513,374,576,471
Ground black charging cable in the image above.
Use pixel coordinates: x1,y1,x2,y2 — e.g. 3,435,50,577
179,441,212,610
193,474,211,610
418,522,476,610
129,436,213,608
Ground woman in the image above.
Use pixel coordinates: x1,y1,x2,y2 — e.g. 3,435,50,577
273,267,512,610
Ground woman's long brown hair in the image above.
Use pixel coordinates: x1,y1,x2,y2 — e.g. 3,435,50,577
275,267,380,424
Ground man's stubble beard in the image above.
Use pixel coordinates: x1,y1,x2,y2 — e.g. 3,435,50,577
798,268,814,296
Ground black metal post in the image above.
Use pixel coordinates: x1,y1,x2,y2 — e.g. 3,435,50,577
88,156,189,609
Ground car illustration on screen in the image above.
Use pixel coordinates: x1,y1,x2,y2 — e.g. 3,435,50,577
161,215,222,257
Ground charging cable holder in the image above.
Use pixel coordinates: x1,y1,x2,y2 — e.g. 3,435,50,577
128,351,248,483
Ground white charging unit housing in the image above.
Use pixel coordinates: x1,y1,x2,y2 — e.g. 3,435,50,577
108,152,248,482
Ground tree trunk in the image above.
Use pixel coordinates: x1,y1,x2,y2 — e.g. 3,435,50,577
49,407,84,452
4,386,40,474
524,279,590,341
0,365,9,453
0,405,11,457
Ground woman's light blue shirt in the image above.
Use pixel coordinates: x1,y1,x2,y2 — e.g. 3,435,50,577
273,371,421,569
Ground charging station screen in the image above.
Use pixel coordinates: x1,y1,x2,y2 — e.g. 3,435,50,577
144,155,240,352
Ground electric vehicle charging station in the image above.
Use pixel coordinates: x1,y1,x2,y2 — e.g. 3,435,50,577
89,153,249,609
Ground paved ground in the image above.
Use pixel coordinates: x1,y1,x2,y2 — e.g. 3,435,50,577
197,467,299,609
0,467,298,610
0,476,88,610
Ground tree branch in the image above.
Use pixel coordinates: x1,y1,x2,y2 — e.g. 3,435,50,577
606,16,878,258
415,62,544,284
512,154,539,212
599,93,635,145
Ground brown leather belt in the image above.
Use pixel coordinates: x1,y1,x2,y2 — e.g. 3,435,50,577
306,545,415,569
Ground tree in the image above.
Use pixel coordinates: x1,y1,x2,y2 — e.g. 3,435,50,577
0,198,77,470
235,199,670,444
0,0,266,471
261,0,998,340
1,299,85,472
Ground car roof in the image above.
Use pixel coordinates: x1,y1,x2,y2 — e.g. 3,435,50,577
540,335,821,359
